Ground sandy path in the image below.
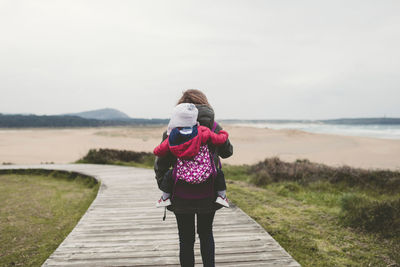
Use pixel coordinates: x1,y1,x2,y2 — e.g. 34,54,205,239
1,125,399,171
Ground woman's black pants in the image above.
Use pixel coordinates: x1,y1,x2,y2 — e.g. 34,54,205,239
174,212,216,267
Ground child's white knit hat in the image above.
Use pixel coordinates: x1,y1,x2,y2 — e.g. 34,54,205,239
167,103,198,135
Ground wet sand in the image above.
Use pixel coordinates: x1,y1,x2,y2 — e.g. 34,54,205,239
1,125,400,171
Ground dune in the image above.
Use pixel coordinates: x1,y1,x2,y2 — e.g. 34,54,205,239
0,125,400,171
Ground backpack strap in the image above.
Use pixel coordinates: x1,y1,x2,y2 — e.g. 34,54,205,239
171,163,179,200
211,121,218,132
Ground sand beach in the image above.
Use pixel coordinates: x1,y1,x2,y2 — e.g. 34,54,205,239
1,125,400,171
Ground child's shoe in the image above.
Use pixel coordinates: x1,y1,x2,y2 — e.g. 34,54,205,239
156,196,171,208
215,195,229,208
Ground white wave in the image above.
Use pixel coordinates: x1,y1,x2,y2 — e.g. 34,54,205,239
232,122,400,140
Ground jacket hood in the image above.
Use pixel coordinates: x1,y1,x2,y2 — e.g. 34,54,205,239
196,104,214,129
168,125,218,159
169,126,205,159
169,135,201,159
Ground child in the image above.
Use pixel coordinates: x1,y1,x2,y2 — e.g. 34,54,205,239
153,103,229,208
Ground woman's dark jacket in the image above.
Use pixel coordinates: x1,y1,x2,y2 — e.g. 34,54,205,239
154,104,233,214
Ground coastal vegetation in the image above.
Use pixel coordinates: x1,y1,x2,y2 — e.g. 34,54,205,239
1,107,399,128
0,169,99,267
0,113,168,128
76,148,400,266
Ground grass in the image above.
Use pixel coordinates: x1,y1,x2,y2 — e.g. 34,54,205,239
224,165,400,267
0,170,99,267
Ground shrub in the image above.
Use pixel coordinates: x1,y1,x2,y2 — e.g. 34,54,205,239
250,169,273,186
249,157,400,193
78,148,155,166
340,193,400,238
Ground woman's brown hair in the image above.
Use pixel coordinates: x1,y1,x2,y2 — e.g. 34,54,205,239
177,89,212,108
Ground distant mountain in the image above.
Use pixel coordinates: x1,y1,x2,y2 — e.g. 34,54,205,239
64,108,131,121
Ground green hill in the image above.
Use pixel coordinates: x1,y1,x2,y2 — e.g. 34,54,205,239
63,108,131,121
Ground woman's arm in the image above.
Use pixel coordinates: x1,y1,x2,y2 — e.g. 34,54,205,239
200,126,229,145
214,124,233,159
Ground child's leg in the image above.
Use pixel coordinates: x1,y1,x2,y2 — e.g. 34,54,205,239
156,169,173,207
214,169,227,197
160,169,174,199
214,168,229,207
161,191,170,200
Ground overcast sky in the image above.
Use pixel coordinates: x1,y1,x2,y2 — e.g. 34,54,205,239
0,1,399,120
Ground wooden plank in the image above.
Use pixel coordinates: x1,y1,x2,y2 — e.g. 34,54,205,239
0,164,300,266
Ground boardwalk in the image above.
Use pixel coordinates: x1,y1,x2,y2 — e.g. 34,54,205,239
0,164,300,266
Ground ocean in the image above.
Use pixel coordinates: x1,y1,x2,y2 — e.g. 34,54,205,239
231,122,400,140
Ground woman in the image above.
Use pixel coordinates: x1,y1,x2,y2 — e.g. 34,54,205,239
154,89,233,267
